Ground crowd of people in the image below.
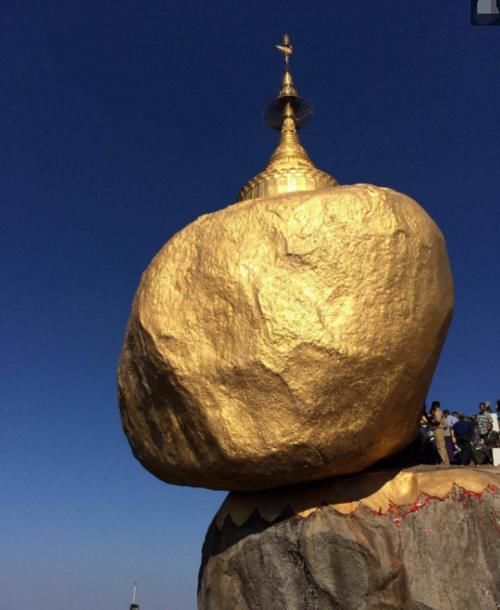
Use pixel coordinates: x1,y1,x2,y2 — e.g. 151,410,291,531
419,400,500,466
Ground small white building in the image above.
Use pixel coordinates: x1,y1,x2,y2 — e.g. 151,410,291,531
477,0,499,15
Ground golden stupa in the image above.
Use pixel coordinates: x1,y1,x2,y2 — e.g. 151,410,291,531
118,36,454,491
238,34,336,201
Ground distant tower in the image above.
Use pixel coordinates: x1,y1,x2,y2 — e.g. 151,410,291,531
130,582,139,610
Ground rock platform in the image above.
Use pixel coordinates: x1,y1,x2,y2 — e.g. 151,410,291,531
198,466,500,610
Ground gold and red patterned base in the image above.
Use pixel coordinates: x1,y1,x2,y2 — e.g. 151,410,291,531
214,465,500,529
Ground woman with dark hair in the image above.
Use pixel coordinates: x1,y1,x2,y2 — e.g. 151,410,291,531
419,403,430,437
418,403,437,464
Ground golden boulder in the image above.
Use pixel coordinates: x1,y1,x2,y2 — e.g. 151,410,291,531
118,184,453,490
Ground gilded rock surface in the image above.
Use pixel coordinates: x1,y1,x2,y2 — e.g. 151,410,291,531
199,467,500,610
118,185,454,490
212,465,499,525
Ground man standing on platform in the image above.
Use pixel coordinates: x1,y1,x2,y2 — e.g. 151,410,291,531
452,415,478,466
443,409,456,463
475,421,500,464
493,400,500,432
430,401,449,465
477,402,493,440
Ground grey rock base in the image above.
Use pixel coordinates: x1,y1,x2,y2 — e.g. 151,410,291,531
198,487,499,610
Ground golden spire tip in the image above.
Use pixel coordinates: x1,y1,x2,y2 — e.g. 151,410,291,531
275,33,293,69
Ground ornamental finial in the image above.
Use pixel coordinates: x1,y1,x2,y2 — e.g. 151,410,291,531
275,33,293,69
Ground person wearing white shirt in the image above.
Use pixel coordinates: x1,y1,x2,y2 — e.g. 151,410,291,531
443,409,457,463
446,411,458,428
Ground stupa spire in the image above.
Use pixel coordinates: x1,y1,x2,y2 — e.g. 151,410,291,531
238,34,337,202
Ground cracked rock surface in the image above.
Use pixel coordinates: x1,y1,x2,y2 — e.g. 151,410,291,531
198,486,499,610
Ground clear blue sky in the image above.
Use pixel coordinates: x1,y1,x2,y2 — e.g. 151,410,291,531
2,2,499,609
